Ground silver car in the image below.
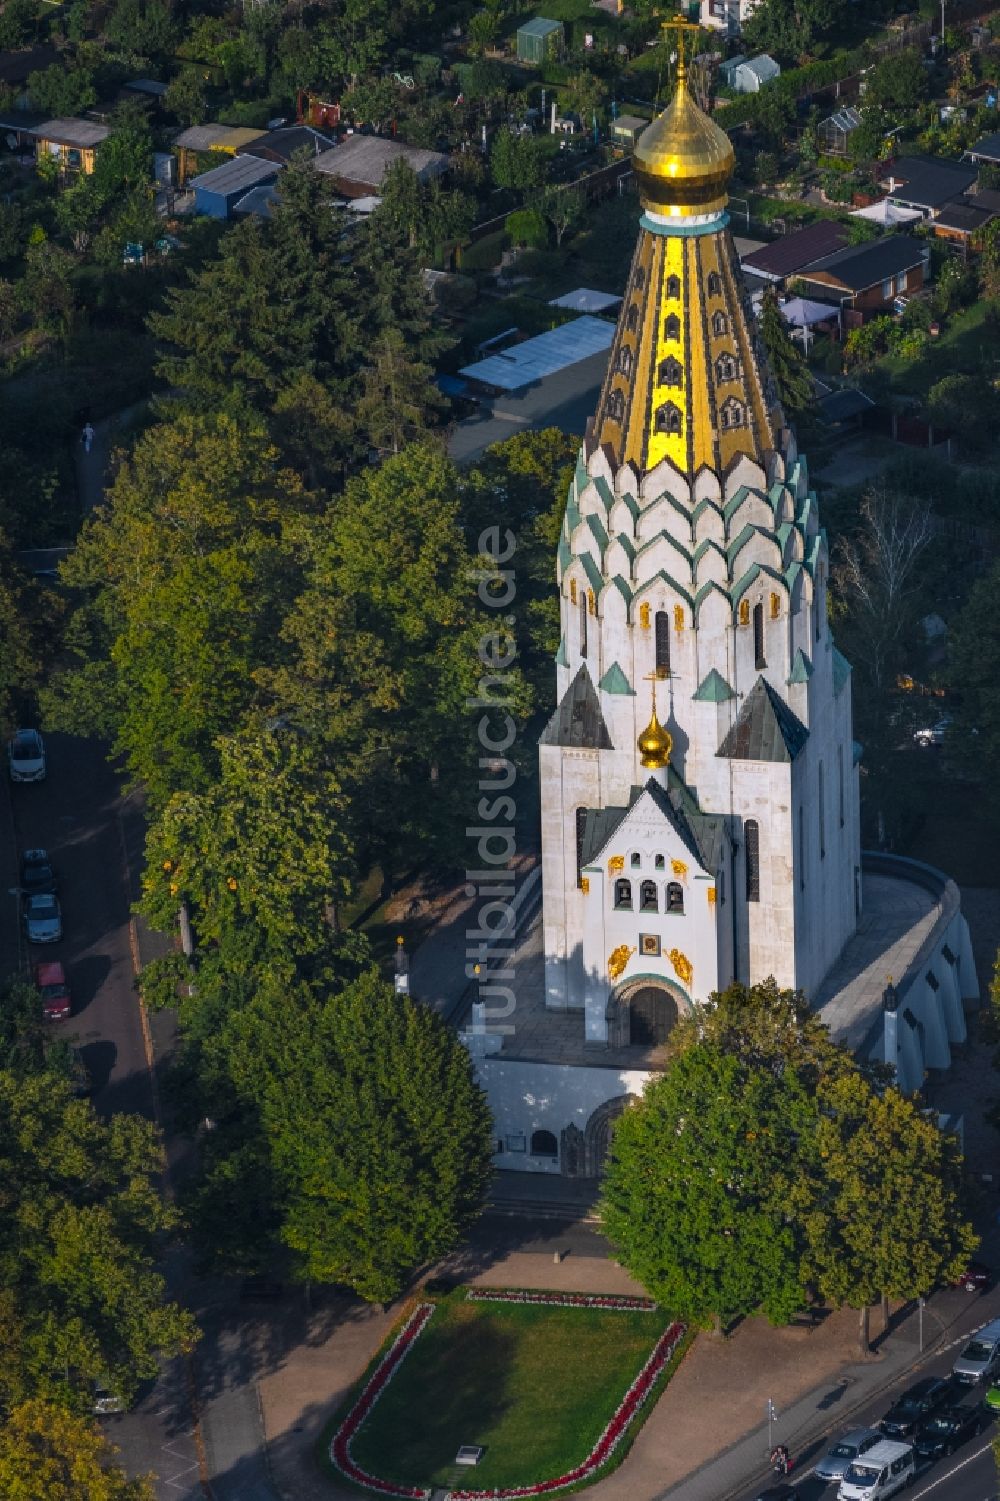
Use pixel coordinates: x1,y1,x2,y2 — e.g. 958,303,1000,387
814,1426,883,1483
23,892,62,943
8,728,46,782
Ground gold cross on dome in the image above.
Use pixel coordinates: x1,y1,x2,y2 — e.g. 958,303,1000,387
659,14,701,76
642,669,661,713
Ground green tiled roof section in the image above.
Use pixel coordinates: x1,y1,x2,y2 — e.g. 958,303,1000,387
693,580,732,618
586,513,609,554
633,569,695,609
635,531,693,568
768,482,791,518
726,523,755,567
554,636,568,667
805,533,823,575
692,538,726,567
594,476,614,513
776,521,795,556
616,534,636,565
796,494,816,532
557,536,572,574
574,455,588,496
724,484,754,524
784,560,802,592
646,491,692,529
599,662,634,695
832,646,852,695
581,553,603,597
618,492,640,522
787,648,813,685
609,575,633,607
565,494,581,536
730,561,784,609
692,498,723,529
693,668,734,702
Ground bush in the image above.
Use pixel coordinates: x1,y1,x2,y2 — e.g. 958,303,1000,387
506,207,548,248
460,230,509,271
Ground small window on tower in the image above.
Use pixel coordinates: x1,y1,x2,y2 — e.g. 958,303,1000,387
707,271,722,296
654,610,671,677
720,397,745,430
580,592,587,658
745,820,760,903
576,807,587,887
606,389,625,422
715,353,737,383
614,878,633,910
664,313,680,340
617,346,633,377
631,852,641,869
626,303,639,333
655,854,665,870
654,402,682,436
658,356,683,387
666,274,681,298
666,881,684,914
753,602,766,669
640,880,658,912
712,310,728,336
635,266,646,290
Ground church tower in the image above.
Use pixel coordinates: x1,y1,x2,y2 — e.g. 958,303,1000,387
538,43,861,1046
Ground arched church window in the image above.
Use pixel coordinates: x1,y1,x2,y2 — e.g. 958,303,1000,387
635,266,646,290
617,345,633,377
606,388,624,422
640,880,658,912
626,303,639,333
664,313,680,340
530,1129,558,1157
720,396,745,430
712,310,728,336
666,274,681,298
658,356,682,387
753,601,766,669
666,881,684,914
576,807,587,888
579,591,587,658
655,854,665,870
715,352,737,383
654,610,670,677
631,852,641,869
614,878,633,910
745,820,760,903
707,271,722,296
654,402,682,436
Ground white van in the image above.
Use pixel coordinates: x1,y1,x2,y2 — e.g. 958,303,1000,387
953,1316,1000,1384
837,1439,915,1501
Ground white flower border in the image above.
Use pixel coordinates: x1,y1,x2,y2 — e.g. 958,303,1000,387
329,1289,685,1501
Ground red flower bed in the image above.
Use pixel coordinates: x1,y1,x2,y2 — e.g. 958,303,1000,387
329,1302,435,1499
466,1289,656,1313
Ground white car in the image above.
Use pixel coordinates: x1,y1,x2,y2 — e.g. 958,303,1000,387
23,892,62,944
913,716,951,748
8,728,46,782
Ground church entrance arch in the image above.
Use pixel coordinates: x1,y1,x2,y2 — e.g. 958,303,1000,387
606,975,688,1048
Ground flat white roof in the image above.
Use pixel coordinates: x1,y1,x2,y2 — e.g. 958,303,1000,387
548,288,622,313
850,200,923,226
459,315,614,391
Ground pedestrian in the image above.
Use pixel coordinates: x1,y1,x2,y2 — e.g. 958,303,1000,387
770,1444,791,1476
81,422,95,453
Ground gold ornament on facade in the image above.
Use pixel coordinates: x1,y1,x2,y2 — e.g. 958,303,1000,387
707,886,717,906
588,590,596,616
668,947,693,986
770,591,781,620
580,876,590,895
738,598,750,627
639,601,651,630
608,854,625,875
569,578,577,604
673,603,685,633
671,859,687,878
608,944,636,983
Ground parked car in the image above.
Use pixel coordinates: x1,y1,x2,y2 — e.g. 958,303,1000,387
913,715,952,748
815,1428,883,1483
8,728,46,782
92,1381,125,1415
880,1375,958,1436
954,1318,1000,1384
20,848,57,896
954,1261,991,1293
35,960,70,1022
23,892,62,944
914,1401,985,1459
838,1439,915,1500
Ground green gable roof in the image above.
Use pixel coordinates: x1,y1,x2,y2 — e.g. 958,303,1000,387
598,662,634,696
554,636,568,668
787,648,813,685
693,668,734,703
832,645,852,695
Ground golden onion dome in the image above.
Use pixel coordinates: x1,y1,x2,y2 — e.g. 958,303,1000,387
638,707,672,771
633,64,735,217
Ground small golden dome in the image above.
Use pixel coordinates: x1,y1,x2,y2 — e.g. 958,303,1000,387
633,65,735,216
638,707,672,770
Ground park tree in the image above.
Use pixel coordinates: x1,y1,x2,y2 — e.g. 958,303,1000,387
804,1072,977,1355
0,0,39,50
759,288,814,418
980,219,1000,299
0,1071,196,1411
535,185,586,247
0,1401,154,1501
490,128,547,191
163,67,207,126
865,49,929,113
27,61,96,117
356,328,444,456
743,0,848,59
187,968,494,1301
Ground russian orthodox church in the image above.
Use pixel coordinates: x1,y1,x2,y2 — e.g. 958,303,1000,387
464,55,869,1177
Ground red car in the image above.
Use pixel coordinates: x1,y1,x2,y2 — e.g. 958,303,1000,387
955,1261,991,1293
36,960,70,1022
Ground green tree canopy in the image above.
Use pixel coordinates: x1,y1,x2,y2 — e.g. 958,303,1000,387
0,1401,154,1501
759,288,815,419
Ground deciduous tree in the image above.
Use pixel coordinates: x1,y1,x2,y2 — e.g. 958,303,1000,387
0,1401,154,1501
759,288,815,418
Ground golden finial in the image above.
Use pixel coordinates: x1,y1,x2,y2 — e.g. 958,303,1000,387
638,671,672,770
659,14,701,83
634,15,734,217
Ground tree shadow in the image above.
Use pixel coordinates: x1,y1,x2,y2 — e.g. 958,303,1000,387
71,953,113,1012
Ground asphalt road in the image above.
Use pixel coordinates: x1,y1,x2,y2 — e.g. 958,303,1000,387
2,731,202,1501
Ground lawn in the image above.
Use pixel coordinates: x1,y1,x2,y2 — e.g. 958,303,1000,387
342,1291,680,1492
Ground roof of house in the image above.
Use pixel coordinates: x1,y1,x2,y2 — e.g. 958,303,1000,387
581,775,726,878
233,183,282,218
717,677,809,763
803,234,927,292
740,219,850,282
548,287,622,313
517,16,563,36
934,200,994,234
540,666,613,750
460,315,614,391
191,154,282,198
173,123,266,152
241,125,333,164
882,154,977,209
821,105,861,133
611,114,647,133
34,117,111,149
719,54,747,76
969,129,1000,163
818,388,875,424
738,53,781,83
124,77,168,96
312,132,448,188
968,186,1000,214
